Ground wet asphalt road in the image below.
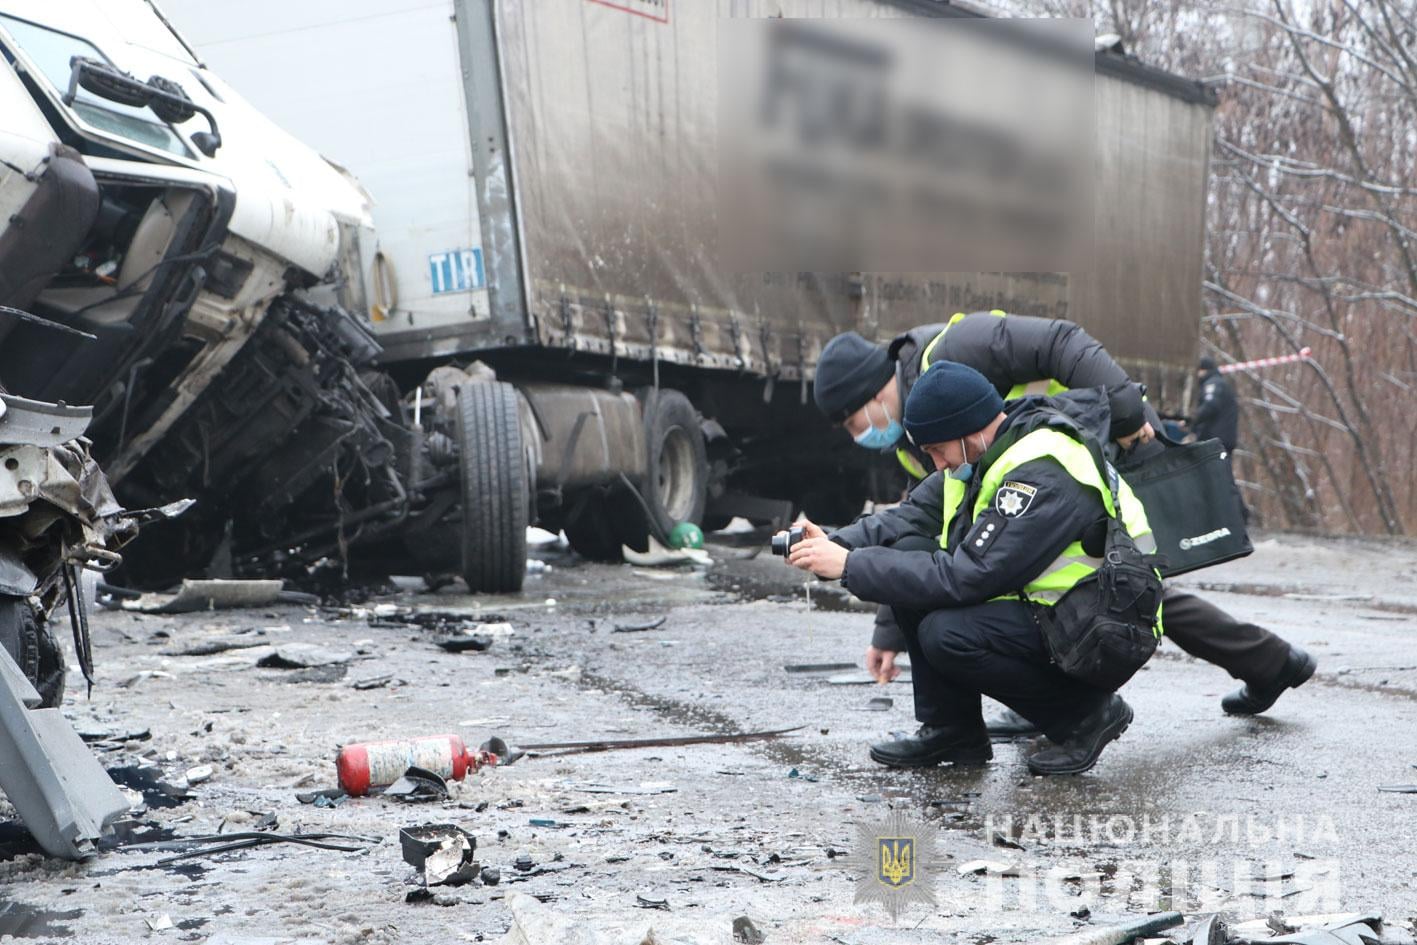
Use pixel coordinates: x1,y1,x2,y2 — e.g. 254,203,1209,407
1,530,1415,943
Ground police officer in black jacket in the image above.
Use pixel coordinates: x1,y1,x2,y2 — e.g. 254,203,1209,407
784,362,1149,775
812,312,1316,730
1193,357,1239,453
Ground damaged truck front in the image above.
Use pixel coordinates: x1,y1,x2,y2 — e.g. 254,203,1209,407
0,1,489,592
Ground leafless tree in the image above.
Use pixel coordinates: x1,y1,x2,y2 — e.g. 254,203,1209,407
1009,0,1417,534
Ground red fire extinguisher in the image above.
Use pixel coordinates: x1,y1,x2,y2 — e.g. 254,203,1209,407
336,734,502,796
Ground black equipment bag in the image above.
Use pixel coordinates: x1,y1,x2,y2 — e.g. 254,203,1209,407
1035,443,1164,692
1117,437,1252,577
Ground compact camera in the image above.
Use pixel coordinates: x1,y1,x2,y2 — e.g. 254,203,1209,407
771,525,806,557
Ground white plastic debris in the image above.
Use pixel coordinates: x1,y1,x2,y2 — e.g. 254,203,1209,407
184,765,214,785
957,859,1020,877
621,536,712,568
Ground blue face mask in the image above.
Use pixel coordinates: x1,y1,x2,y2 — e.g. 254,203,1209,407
853,401,904,452
949,437,977,480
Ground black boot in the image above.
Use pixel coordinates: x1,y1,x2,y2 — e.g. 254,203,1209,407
1025,695,1133,776
985,708,1041,741
1222,645,1317,716
869,724,993,769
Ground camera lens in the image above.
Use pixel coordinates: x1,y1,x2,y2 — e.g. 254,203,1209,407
771,533,788,556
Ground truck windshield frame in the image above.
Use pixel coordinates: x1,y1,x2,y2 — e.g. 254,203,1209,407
0,13,193,158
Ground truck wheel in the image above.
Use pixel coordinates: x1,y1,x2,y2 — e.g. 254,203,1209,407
624,389,708,551
0,596,65,708
455,381,528,593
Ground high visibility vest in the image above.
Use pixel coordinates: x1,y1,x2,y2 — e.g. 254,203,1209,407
938,426,1162,633
896,310,1068,481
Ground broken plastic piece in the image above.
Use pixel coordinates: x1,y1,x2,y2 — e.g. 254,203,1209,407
383,766,449,803
399,824,478,886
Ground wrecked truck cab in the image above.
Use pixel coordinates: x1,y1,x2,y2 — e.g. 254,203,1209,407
0,4,470,590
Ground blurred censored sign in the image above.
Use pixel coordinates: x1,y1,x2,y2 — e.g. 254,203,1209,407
718,18,1095,272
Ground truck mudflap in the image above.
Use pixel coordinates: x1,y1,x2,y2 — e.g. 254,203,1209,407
0,640,129,860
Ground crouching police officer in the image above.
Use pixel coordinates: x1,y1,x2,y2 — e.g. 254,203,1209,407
812,312,1315,728
783,361,1158,775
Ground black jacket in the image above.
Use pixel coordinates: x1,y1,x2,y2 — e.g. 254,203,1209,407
832,390,1113,616
886,313,1148,477
1193,368,1239,451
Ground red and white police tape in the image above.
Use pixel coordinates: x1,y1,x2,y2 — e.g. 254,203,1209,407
1217,346,1313,374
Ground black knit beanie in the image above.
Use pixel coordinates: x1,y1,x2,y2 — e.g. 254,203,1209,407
813,331,895,422
904,361,1004,446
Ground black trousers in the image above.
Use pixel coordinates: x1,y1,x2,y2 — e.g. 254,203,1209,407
877,583,1292,687
1160,588,1289,682
894,600,1109,743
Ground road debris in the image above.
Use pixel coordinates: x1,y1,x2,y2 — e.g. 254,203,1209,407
106,767,194,809
399,824,479,886
1190,915,1227,945
514,726,802,757
622,536,711,568
256,645,353,670
1234,913,1388,944
111,580,287,614
611,616,667,633
635,893,671,910
119,831,380,865
295,789,347,808
957,860,1020,877
383,766,450,803
436,634,493,652
1048,912,1183,944
783,662,856,674
183,765,213,786
733,916,767,944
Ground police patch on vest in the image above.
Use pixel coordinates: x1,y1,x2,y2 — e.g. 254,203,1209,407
995,481,1038,518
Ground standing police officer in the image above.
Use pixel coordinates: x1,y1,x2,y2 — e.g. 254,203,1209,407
786,362,1156,775
1192,356,1240,454
812,311,1316,731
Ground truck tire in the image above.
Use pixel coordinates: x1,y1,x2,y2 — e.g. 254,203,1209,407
623,389,708,551
0,596,65,708
455,381,528,593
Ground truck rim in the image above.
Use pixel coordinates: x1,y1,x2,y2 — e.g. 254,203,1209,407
657,424,696,524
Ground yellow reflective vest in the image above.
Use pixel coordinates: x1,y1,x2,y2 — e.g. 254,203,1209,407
938,426,1162,633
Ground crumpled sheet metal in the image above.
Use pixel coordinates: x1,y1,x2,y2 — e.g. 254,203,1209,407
0,438,125,538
